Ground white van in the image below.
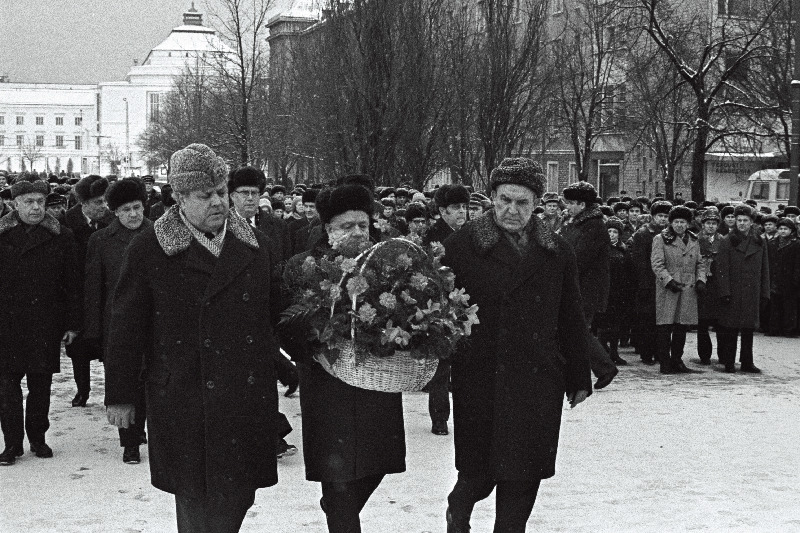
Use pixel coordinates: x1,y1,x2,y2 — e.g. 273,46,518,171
744,169,791,211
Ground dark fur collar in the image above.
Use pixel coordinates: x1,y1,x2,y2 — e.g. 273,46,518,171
469,212,557,255
568,203,604,227
660,226,697,244
728,227,762,249
154,205,258,256
0,211,61,236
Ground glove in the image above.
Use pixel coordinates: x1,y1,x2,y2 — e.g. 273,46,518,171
695,281,706,295
666,280,683,293
720,295,731,305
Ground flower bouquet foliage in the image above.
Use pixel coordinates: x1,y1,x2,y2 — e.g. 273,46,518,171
281,236,479,371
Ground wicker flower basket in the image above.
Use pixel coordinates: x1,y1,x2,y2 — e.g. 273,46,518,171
314,341,439,393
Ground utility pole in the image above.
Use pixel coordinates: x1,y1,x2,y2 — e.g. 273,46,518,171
123,98,130,177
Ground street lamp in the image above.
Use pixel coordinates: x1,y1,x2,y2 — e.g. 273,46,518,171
123,98,130,177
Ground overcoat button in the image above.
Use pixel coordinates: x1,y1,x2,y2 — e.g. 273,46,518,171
206,380,215,389
242,293,250,301
246,335,254,344
247,376,256,385
204,338,212,348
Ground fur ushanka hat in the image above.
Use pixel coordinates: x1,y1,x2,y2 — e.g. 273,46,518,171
74,175,109,202
784,206,800,217
777,218,797,234
316,184,375,224
228,166,267,194
541,192,560,204
562,181,599,205
606,216,625,233
11,175,49,199
434,184,470,209
649,200,673,217
105,178,147,212
700,207,721,223
490,157,546,197
733,204,755,220
168,143,227,194
668,205,693,223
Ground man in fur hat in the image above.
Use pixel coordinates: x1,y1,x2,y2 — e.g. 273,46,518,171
141,175,161,219
0,176,81,465
105,143,281,531
538,192,564,232
559,181,618,388
697,207,723,364
63,174,114,407
84,178,153,464
442,157,591,532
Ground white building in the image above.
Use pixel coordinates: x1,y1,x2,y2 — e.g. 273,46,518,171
0,4,228,177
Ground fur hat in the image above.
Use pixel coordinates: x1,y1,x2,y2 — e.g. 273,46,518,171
669,205,693,223
562,181,599,205
45,193,66,207
761,214,779,225
270,185,286,195
381,198,396,208
701,200,717,208
777,218,797,233
271,200,284,211
434,184,470,209
142,175,155,184
720,205,735,218
628,200,643,211
684,201,698,210
395,187,409,198
612,201,629,214
606,216,625,233
301,188,319,204
316,184,375,224
105,178,147,211
784,206,800,217
600,205,614,217
744,199,758,208
533,206,545,214
228,166,267,194
734,204,755,220
700,207,721,223
650,200,673,217
470,192,490,208
411,192,427,204
11,176,49,199
606,196,620,206
490,157,546,197
620,195,633,203
75,175,109,202
404,203,427,222
168,143,227,193
541,192,560,204
760,206,772,214
379,188,396,200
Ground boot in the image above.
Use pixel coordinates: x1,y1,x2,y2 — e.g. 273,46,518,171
446,507,470,533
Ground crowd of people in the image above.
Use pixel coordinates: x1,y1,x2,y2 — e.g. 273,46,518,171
0,151,798,532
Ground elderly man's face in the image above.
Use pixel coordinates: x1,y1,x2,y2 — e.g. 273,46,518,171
492,184,536,233
703,220,719,235
231,186,260,219
326,209,370,248
736,215,753,234
82,196,110,221
15,192,47,225
544,201,560,216
565,199,586,218
439,202,467,230
175,182,229,234
116,200,145,230
763,221,776,234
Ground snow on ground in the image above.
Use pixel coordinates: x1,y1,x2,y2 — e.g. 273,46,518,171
1,333,800,532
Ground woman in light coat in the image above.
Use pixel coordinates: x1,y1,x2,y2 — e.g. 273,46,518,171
651,205,706,374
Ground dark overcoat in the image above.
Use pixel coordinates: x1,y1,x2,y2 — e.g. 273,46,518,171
442,213,592,481
423,217,454,247
558,204,610,318
716,229,770,329
698,232,723,320
629,222,660,315
83,217,153,347
254,208,291,275
767,237,800,298
0,212,81,374
281,245,406,483
104,206,280,507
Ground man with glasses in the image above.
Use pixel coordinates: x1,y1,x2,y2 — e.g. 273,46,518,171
404,203,429,239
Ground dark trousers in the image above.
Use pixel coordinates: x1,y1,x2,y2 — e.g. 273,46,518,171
448,472,541,533
66,338,102,395
656,324,688,367
427,360,451,425
697,319,718,361
717,326,755,367
585,309,617,378
769,294,798,336
634,313,658,361
118,383,147,447
0,372,53,448
321,473,385,533
175,491,255,533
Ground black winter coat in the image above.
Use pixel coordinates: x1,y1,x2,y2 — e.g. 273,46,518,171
558,204,610,317
0,212,82,374
716,229,770,329
83,218,153,347
603,240,633,318
104,207,280,506
423,218,455,246
629,222,661,315
253,209,291,275
768,237,800,298
698,232,723,321
281,244,406,483
442,213,592,481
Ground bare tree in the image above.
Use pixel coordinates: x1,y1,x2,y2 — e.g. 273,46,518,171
638,0,781,201
103,143,123,175
20,137,43,171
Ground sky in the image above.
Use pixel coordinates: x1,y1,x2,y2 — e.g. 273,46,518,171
0,0,293,85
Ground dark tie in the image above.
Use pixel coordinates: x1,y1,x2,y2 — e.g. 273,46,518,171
204,232,215,241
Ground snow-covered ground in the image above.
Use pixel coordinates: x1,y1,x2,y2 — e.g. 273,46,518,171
2,333,800,532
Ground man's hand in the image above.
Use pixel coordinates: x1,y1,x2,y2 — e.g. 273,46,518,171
62,330,79,345
107,404,136,428
695,280,706,295
666,280,683,293
567,390,589,409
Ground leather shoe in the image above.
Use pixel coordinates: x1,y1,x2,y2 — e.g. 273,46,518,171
672,360,700,374
284,380,298,397
740,364,762,374
723,364,736,373
0,445,23,466
446,507,470,533
611,355,628,366
123,446,141,464
431,421,449,435
30,441,53,458
698,357,711,365
594,367,618,389
71,392,88,407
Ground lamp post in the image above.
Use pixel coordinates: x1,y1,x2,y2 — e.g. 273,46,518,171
123,98,130,177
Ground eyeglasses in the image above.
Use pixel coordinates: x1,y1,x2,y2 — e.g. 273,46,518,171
235,190,260,198
410,218,427,225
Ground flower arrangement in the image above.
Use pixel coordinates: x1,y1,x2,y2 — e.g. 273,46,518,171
281,236,479,366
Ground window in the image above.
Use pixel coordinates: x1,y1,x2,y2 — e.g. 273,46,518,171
569,162,578,184
35,116,44,126
0,115,4,125
750,181,769,200
35,135,44,147
75,116,82,126
74,135,82,150
147,92,161,123
16,116,24,126
777,181,789,201
56,116,64,126
55,135,64,148
719,0,757,18
16,135,24,146
547,161,559,191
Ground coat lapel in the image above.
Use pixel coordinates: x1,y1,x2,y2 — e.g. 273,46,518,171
202,233,257,301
